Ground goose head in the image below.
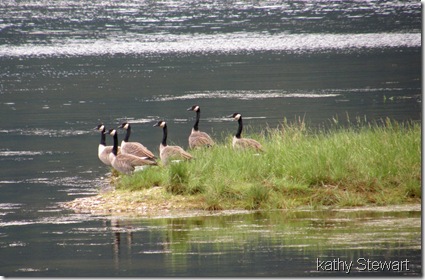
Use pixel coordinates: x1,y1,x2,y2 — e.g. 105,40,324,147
118,122,130,130
187,105,200,112
227,113,242,121
107,129,117,136
153,120,166,128
96,124,105,131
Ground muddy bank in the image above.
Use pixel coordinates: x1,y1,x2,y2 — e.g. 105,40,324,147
61,186,421,219
62,186,253,219
61,187,202,217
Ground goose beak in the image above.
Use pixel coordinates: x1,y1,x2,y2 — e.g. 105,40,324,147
187,106,193,111
153,123,159,127
226,114,234,118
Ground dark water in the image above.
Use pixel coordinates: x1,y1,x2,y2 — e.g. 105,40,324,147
0,208,421,277
0,0,421,277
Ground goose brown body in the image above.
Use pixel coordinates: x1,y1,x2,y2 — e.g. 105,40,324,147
107,129,157,174
118,122,156,159
187,105,215,149
153,121,193,165
228,113,264,152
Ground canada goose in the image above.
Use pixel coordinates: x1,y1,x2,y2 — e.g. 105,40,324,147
107,129,157,174
227,113,264,152
118,122,156,159
153,120,193,165
187,105,215,149
96,124,114,166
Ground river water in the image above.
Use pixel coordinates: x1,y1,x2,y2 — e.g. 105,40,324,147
0,0,421,277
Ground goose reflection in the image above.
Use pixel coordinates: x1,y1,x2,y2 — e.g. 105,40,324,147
110,219,133,269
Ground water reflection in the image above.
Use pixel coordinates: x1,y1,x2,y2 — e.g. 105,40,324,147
109,219,134,270
105,207,420,276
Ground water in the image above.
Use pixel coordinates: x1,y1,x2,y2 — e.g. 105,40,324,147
0,0,421,277
0,207,421,277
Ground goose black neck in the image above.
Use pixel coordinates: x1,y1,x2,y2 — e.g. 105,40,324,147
100,128,106,146
112,133,119,156
124,125,131,142
193,110,200,131
235,117,243,139
161,124,168,146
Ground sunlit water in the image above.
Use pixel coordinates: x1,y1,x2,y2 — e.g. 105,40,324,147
0,0,421,276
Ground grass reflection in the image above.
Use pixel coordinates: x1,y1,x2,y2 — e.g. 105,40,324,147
108,206,420,275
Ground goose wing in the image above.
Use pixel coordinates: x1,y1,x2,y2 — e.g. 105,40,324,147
119,154,157,166
173,146,193,160
189,131,215,149
112,153,157,174
234,138,264,152
121,142,156,159
161,145,193,162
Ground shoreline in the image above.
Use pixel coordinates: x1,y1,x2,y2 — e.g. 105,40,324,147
61,186,421,219
62,186,202,217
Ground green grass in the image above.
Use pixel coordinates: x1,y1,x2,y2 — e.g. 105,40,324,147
113,117,421,211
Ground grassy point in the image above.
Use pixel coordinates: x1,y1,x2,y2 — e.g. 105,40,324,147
77,117,421,214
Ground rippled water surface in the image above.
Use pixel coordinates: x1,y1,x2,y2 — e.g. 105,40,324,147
0,0,421,277
0,207,421,276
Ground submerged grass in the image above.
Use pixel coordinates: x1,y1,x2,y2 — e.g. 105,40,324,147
114,117,421,211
